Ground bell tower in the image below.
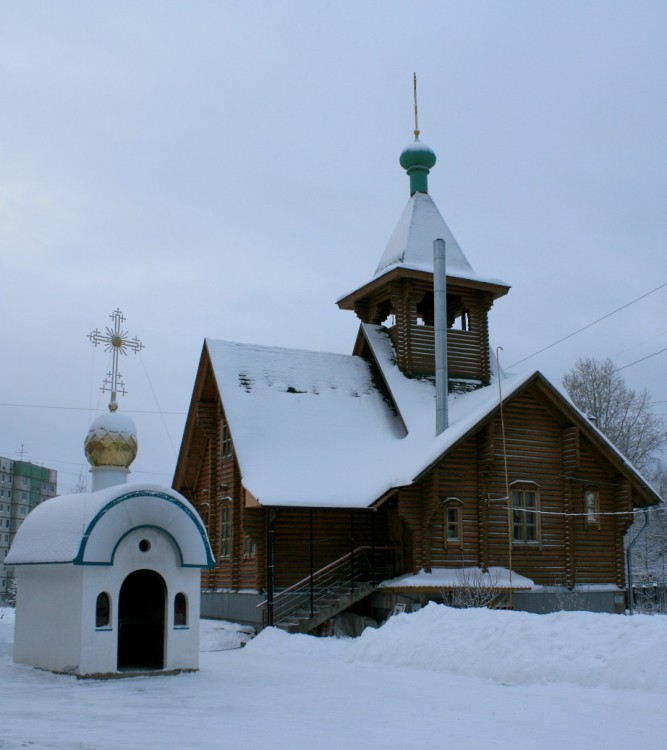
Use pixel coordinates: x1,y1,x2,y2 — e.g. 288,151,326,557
337,132,510,389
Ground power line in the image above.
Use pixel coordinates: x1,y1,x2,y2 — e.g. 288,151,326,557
616,346,667,373
612,329,667,359
0,402,185,416
509,281,667,368
507,504,663,519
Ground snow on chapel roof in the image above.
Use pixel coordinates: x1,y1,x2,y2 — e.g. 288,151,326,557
6,482,214,567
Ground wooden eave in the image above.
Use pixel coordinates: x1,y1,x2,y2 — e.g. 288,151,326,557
337,266,510,311
379,583,533,593
370,488,406,510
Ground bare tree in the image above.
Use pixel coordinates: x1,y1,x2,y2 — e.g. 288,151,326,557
441,568,504,609
562,357,667,474
565,358,667,607
70,470,88,494
650,461,667,498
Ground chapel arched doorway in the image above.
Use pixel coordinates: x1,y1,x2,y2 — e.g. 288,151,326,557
117,569,166,670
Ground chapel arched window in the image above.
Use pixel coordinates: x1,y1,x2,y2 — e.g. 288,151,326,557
96,592,110,628
174,593,188,626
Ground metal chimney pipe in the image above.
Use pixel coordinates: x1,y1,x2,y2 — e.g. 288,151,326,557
434,238,448,435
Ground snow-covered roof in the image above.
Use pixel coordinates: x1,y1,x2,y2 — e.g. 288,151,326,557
378,566,536,591
206,329,536,508
339,193,509,301
6,482,214,567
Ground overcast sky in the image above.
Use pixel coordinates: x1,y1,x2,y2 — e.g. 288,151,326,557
1,1,666,491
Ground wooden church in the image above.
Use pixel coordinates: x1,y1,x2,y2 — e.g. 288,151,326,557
173,131,660,632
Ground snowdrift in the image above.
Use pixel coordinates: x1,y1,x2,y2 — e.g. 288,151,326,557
248,603,667,693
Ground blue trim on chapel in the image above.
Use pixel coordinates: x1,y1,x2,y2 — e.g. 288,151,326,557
74,489,215,568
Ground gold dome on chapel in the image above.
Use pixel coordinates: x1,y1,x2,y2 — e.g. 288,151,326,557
84,411,138,469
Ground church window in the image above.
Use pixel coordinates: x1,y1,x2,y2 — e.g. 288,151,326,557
443,498,463,547
511,484,540,544
447,295,470,331
219,499,233,559
243,533,256,558
95,592,111,628
374,299,395,327
414,292,472,330
174,593,188,626
221,413,233,460
198,495,211,529
584,489,600,526
416,293,434,327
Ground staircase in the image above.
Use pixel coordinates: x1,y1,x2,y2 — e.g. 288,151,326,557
259,546,394,633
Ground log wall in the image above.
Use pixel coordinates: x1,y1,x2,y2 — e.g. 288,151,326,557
406,385,632,588
174,359,263,593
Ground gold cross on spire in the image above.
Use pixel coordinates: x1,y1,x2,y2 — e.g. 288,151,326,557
88,309,143,412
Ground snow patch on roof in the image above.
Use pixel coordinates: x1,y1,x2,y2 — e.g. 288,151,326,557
87,411,137,439
378,566,536,591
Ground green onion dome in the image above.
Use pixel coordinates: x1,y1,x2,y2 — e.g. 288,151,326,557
399,138,437,195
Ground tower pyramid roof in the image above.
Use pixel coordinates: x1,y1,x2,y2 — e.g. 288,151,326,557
338,136,509,309
338,184,509,309
373,190,503,286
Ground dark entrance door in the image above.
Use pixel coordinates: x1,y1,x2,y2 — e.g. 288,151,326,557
117,569,166,670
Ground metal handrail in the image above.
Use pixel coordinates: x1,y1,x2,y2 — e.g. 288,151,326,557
258,545,394,626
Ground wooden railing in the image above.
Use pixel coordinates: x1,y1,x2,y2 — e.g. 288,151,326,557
259,546,395,627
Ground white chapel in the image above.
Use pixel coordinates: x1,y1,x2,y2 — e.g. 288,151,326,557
6,311,214,677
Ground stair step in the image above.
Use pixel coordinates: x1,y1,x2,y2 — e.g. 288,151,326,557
274,581,377,633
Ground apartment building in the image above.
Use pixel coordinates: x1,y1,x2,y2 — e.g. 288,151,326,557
0,457,57,597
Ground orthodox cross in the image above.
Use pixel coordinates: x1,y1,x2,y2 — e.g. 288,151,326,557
88,309,143,412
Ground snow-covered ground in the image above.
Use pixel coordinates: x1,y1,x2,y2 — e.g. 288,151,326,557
1,603,666,749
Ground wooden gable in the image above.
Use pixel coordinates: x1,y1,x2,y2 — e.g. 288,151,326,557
173,343,265,592
391,376,658,589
